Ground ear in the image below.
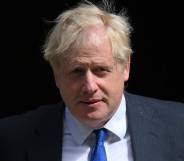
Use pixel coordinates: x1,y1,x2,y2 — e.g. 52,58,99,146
123,56,131,81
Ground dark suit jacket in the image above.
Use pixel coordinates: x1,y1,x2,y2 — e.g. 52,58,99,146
0,92,184,161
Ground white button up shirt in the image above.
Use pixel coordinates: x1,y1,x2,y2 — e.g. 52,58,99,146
62,95,134,161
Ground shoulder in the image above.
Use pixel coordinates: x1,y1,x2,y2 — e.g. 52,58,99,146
125,92,184,124
125,92,184,111
0,101,65,159
0,101,64,127
125,91,184,108
0,101,65,141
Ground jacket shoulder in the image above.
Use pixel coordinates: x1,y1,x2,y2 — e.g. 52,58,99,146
0,102,65,160
0,102,64,130
125,92,184,124
0,102,64,144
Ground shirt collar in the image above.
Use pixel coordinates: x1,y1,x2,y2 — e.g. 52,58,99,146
65,94,127,145
65,108,93,145
104,95,127,140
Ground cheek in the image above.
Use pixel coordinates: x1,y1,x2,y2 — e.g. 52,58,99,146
105,73,124,93
99,80,123,106
103,74,124,102
109,83,124,101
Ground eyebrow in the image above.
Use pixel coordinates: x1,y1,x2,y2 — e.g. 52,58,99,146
69,57,114,64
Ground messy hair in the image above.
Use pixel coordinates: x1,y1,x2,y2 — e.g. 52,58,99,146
43,0,133,66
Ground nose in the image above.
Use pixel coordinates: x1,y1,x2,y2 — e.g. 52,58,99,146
82,70,98,94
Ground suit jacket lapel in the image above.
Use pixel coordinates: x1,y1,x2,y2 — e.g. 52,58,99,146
27,103,65,161
125,93,172,161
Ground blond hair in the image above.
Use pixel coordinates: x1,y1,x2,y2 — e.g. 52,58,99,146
43,0,133,66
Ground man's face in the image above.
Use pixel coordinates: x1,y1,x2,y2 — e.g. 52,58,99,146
54,26,130,128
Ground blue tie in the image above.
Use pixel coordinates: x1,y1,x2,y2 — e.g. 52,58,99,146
90,128,107,161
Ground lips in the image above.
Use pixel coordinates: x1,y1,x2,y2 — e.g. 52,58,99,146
81,99,101,104
79,99,103,105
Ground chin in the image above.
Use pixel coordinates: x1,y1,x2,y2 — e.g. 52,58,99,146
84,112,109,128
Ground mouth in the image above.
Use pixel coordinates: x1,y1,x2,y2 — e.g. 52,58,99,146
79,99,103,106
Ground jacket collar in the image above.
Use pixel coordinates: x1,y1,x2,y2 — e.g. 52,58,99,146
27,102,65,161
125,92,172,161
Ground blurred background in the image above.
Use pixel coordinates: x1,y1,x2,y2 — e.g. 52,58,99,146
1,0,183,118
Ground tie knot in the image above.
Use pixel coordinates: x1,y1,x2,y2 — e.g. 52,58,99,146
94,128,107,143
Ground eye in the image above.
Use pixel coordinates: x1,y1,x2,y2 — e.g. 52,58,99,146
71,67,85,75
93,66,112,76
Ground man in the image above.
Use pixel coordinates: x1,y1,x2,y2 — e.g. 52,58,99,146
0,1,184,161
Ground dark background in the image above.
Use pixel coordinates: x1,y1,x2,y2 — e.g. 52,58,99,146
1,0,183,118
